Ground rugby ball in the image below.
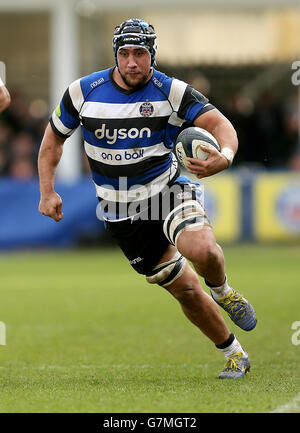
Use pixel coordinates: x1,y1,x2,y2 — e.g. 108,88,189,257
175,127,220,169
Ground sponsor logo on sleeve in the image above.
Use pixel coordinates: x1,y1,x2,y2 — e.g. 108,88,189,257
90,78,104,88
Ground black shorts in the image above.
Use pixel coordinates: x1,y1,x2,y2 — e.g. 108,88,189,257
105,175,207,275
105,218,170,275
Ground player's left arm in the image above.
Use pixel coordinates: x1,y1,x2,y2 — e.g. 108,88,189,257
187,108,238,179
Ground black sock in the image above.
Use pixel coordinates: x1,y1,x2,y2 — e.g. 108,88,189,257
205,276,226,289
215,333,235,349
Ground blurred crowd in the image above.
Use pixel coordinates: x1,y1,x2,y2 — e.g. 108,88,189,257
0,89,48,179
0,78,299,180
188,72,299,170
221,89,299,170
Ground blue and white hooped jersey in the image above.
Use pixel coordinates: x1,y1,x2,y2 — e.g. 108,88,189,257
50,67,213,220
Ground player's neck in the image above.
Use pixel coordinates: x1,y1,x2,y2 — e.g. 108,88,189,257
112,67,153,91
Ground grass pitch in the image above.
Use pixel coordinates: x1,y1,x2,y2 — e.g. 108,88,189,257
0,244,299,413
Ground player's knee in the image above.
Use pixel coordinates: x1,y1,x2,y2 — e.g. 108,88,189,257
168,281,202,310
184,239,220,267
201,242,221,268
174,287,197,307
166,268,202,305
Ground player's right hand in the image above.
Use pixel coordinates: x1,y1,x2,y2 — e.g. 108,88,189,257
39,192,64,222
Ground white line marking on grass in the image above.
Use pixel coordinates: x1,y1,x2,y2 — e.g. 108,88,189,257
271,393,300,413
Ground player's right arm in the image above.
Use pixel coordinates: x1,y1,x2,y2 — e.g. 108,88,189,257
38,124,66,222
39,78,83,222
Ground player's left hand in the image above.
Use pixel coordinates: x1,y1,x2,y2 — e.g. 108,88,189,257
186,144,228,179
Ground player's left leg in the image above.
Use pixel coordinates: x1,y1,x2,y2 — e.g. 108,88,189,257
176,224,257,332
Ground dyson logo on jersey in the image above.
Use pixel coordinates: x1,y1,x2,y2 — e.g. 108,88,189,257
95,123,151,145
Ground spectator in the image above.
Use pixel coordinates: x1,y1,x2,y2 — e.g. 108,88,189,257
284,90,300,170
187,71,211,97
9,157,36,180
0,89,48,179
244,91,287,168
0,121,13,174
222,93,253,167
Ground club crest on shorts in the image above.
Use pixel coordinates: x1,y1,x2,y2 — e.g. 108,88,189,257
176,191,192,200
139,102,154,117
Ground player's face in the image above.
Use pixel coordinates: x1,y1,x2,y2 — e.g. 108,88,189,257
117,47,152,90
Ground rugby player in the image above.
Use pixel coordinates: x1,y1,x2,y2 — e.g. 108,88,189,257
38,19,257,378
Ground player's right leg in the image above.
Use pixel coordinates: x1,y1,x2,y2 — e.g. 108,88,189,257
161,186,257,332
175,224,257,332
